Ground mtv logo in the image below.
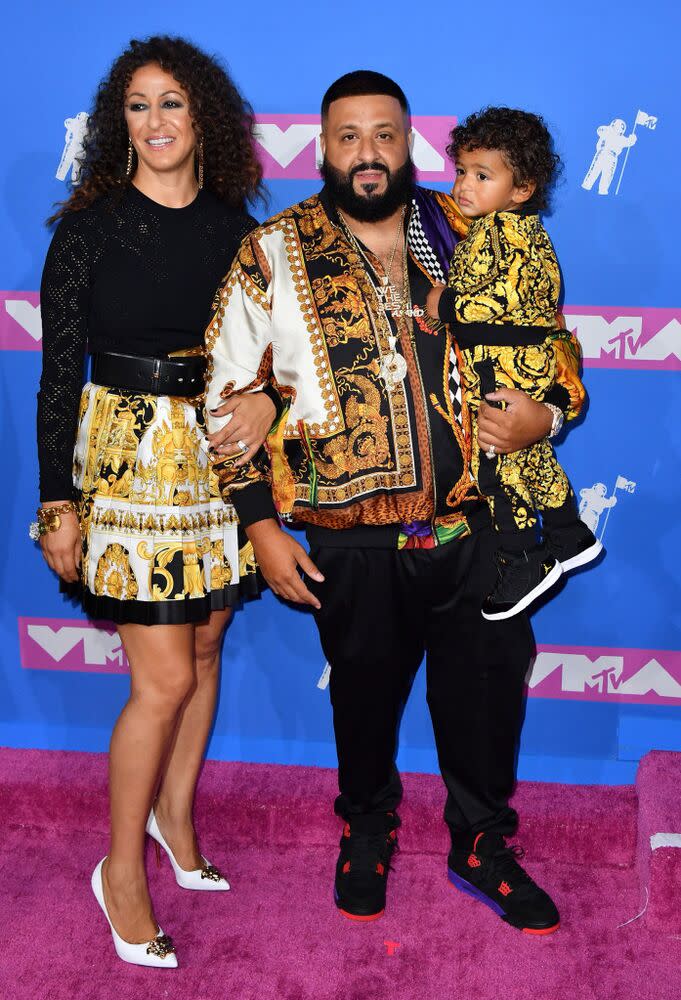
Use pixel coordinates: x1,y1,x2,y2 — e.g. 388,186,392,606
529,651,623,694
564,306,681,370
19,617,129,674
1,292,42,350
529,645,681,706
253,115,456,183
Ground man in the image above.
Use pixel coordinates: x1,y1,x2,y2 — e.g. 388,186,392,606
206,72,583,935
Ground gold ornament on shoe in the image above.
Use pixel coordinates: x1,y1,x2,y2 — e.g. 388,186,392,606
200,862,223,882
146,934,176,959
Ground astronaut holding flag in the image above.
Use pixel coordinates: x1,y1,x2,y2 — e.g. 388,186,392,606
55,111,89,183
582,111,657,196
579,477,636,540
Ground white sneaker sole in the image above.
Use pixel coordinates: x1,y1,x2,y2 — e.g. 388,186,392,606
560,539,603,573
482,560,563,621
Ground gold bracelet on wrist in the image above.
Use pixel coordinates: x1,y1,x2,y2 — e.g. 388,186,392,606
29,501,78,541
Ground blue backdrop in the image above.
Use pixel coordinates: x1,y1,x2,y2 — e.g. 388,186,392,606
2,0,680,784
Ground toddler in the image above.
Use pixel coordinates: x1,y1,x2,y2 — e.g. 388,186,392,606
427,107,601,619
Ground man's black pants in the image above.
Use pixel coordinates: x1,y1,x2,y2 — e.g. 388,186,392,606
308,527,534,839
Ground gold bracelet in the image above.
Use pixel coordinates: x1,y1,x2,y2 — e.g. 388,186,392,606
37,501,78,522
29,502,78,540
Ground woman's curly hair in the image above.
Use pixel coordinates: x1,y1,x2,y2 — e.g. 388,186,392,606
446,107,561,212
49,35,264,222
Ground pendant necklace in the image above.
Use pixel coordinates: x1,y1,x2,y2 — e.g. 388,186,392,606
378,245,411,391
337,207,417,391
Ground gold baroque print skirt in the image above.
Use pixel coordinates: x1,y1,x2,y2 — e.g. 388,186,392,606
67,383,259,625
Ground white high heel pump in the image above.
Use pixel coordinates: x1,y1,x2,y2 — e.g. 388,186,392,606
146,809,231,891
91,858,178,968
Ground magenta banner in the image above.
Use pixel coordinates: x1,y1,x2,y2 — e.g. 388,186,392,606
18,618,681,709
529,645,681,707
252,114,457,183
19,617,129,674
564,307,681,370
1,291,41,351
6,294,678,372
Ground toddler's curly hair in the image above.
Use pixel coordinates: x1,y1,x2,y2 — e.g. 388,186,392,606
446,107,561,212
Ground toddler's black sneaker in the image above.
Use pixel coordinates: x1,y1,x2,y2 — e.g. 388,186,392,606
545,520,603,573
481,545,562,620
448,832,560,935
334,812,400,921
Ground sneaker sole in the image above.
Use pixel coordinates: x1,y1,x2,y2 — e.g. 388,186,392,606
447,869,560,935
481,560,563,621
334,888,384,922
559,539,603,573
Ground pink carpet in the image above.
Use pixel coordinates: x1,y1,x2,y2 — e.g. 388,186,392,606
1,748,680,1000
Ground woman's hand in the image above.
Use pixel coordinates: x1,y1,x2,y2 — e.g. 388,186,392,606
207,391,277,467
477,389,552,455
38,502,81,583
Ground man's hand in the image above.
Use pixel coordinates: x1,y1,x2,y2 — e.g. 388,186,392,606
208,391,277,467
477,389,552,455
39,503,81,583
247,518,324,609
425,283,446,320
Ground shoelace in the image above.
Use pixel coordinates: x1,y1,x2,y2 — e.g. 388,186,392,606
346,830,397,878
488,844,538,893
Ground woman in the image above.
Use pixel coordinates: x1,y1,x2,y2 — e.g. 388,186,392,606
35,36,275,968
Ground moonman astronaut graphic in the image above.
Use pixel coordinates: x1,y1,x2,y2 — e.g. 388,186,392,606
56,112,89,183
582,119,637,195
578,483,617,534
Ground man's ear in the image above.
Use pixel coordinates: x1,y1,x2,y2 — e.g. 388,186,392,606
319,131,327,158
408,127,415,154
512,180,536,206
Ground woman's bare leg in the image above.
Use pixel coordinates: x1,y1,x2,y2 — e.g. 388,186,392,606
103,622,196,943
154,608,232,870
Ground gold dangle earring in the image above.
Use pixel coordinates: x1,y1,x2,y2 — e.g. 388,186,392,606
196,140,204,190
126,138,134,177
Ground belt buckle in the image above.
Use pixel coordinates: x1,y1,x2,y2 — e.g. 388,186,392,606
151,358,161,392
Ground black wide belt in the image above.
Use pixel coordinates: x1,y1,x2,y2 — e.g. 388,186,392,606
91,351,207,397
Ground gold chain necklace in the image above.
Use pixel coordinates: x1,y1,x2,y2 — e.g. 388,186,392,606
337,207,409,317
336,208,419,391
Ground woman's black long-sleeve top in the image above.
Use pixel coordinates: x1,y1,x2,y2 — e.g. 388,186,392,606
37,184,257,502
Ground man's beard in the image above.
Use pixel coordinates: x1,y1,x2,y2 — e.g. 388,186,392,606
320,156,416,222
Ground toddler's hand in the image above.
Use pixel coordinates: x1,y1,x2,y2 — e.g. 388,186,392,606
425,283,446,320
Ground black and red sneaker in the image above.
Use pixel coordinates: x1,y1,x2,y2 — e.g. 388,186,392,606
334,812,400,921
447,832,560,935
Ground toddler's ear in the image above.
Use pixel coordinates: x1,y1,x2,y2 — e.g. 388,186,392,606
513,180,536,206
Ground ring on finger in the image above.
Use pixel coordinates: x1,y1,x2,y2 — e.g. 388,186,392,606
236,439,249,454
485,444,496,459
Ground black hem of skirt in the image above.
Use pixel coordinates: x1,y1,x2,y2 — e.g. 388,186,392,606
60,573,263,626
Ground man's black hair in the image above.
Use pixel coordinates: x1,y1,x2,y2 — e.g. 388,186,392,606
321,70,410,120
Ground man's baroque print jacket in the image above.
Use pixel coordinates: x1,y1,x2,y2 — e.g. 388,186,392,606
205,187,584,545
